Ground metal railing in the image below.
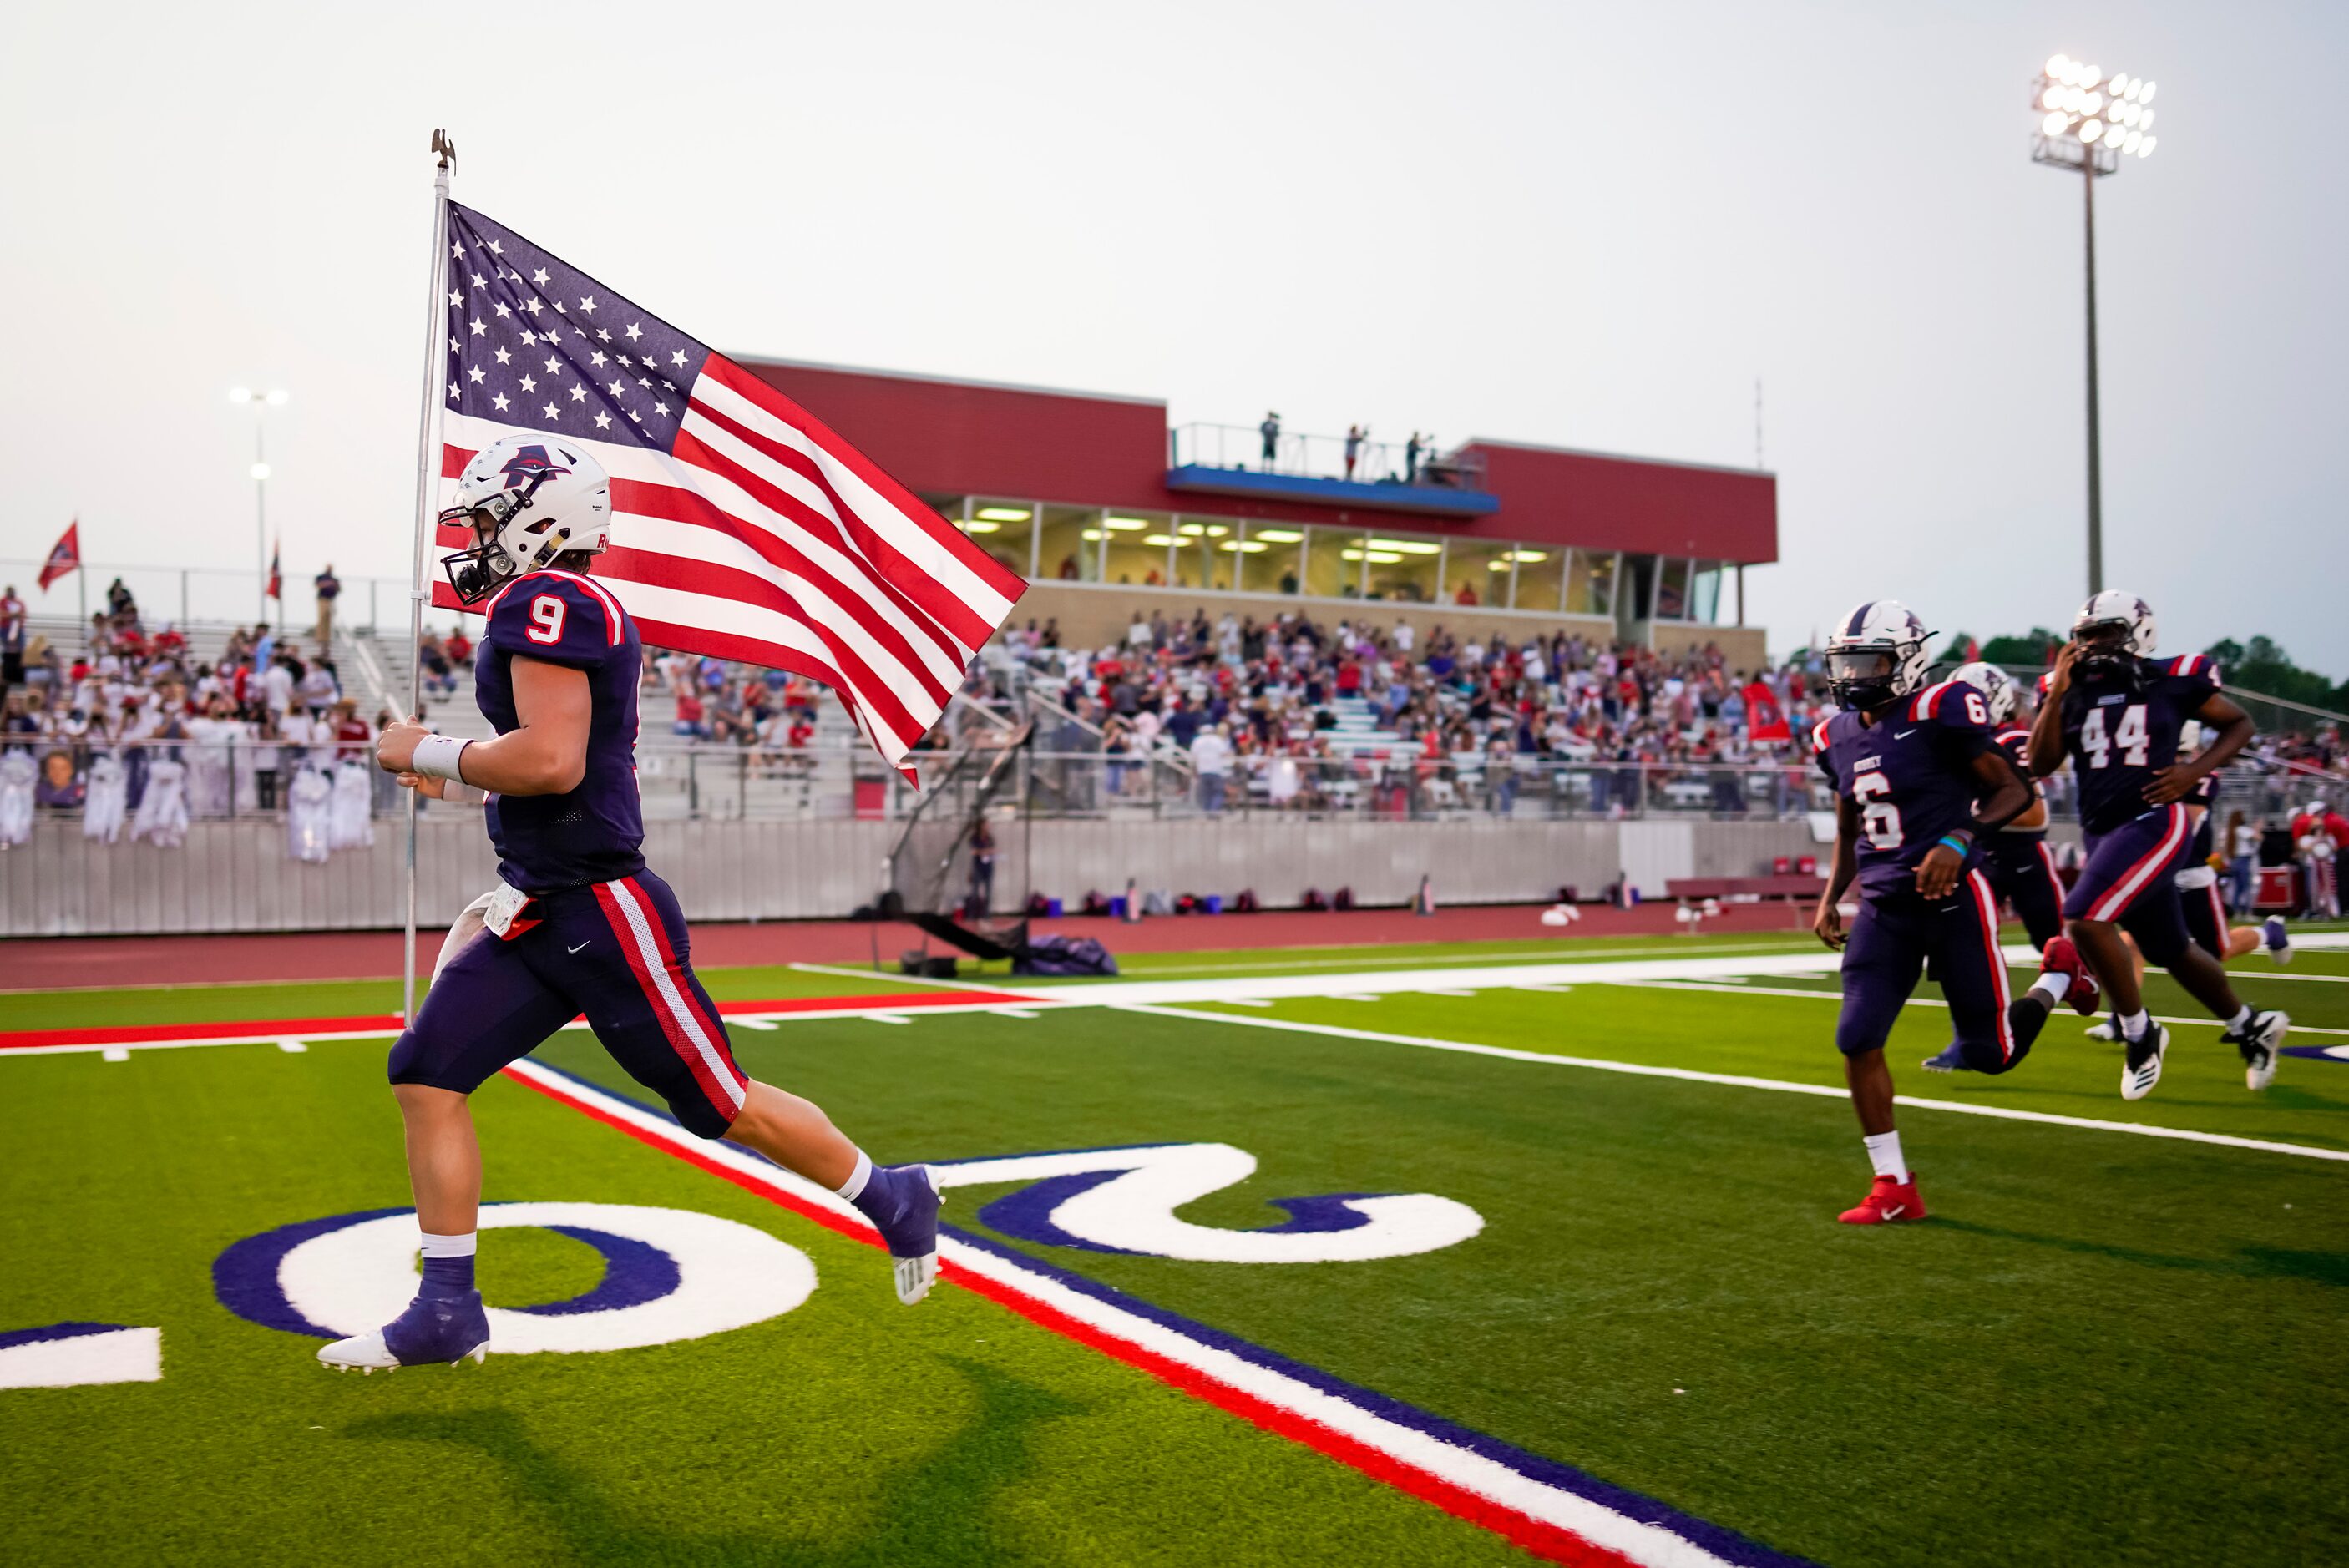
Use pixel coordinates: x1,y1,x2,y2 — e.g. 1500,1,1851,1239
1168,424,1487,492
0,558,467,638
9,735,2340,830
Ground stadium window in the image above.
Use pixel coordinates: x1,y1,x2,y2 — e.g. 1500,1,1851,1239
1237,524,1304,594
1034,503,1100,583
1358,532,1440,604
1655,558,1690,621
1171,517,1238,592
1438,536,1511,609
957,498,1035,579
1564,548,1616,617
1690,561,1724,624
1103,510,1174,588
1620,554,1657,620
1304,527,1368,599
1509,547,1565,613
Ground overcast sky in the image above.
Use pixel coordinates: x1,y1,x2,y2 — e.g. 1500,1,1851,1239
3,1,2342,670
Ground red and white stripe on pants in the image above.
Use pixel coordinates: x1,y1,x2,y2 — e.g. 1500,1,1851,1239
2088,805,2189,922
1966,868,2016,1063
591,875,747,1123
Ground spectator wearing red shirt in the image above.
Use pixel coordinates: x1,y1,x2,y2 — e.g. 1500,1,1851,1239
331,699,372,761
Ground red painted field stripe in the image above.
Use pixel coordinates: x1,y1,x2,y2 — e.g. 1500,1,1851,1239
498,1063,1633,1568
0,989,1034,1053
0,1013,408,1050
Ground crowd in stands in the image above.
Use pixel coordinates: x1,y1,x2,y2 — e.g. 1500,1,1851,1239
6,574,2345,827
0,578,391,817
966,608,1830,813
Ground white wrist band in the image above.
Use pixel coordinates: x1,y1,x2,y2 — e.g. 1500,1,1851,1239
410,733,470,782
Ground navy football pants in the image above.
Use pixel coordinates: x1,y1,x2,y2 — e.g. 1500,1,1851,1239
1981,832,2066,951
389,869,749,1138
1838,871,2043,1074
2063,805,2193,967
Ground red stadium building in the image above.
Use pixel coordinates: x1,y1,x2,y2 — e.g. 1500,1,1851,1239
741,357,1778,666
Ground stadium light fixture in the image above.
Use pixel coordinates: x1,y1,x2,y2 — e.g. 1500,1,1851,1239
975,506,1031,523
1102,516,1150,531
2031,53,2162,594
962,519,1000,534
229,385,289,623
1251,529,1304,544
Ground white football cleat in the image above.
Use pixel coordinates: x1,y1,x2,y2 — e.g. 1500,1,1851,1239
2085,1015,2122,1043
2225,1009,2289,1091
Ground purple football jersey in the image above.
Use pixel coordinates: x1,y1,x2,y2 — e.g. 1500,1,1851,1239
475,569,646,893
1814,680,1997,897
2058,654,2220,837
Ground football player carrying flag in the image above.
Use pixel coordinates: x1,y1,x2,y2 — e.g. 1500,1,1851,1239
321,443,946,1374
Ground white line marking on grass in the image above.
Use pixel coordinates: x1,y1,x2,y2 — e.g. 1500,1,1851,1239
728,1017,778,1030
1421,989,1479,998
1612,979,2349,1036
989,1008,1040,1019
865,1014,911,1025
276,1039,308,1053
101,1048,128,1063
788,962,1004,994
1334,993,1385,1003
1111,1004,2349,1165
502,1058,1771,1568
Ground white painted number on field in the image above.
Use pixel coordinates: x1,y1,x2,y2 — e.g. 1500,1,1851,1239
277,1202,813,1355
935,1143,1484,1263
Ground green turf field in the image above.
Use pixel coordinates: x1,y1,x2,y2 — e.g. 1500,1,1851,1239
4,928,2346,1566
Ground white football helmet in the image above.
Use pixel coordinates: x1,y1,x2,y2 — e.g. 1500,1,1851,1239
2071,589,2156,676
439,434,613,604
1825,600,1932,711
1950,660,2019,724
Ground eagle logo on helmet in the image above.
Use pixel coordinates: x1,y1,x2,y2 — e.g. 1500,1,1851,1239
496,444,573,491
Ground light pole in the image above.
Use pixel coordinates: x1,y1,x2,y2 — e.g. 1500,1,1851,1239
2031,54,2159,597
229,386,288,624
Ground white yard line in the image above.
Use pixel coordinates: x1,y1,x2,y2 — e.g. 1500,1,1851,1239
1612,979,2349,1036
1108,1004,2349,1165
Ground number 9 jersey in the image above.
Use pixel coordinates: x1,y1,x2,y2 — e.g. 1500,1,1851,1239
2059,654,2220,836
476,569,646,893
1813,679,1997,899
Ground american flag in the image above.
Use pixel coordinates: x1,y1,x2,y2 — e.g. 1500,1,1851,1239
435,203,1025,781
266,539,281,602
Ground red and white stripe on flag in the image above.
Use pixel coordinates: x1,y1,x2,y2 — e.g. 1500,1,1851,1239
434,357,1025,782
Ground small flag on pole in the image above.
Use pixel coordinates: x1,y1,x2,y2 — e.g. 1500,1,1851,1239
432,204,1025,782
1743,680,1791,743
266,539,282,602
38,521,79,592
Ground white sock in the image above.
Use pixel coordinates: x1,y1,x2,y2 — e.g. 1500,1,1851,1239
2225,1004,2251,1029
418,1231,478,1258
2120,1009,2151,1043
1863,1131,1906,1182
2030,972,2071,1004
835,1148,873,1201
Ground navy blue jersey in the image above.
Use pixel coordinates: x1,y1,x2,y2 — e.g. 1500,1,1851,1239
1815,679,1998,898
474,569,645,893
2058,654,2221,836
1992,725,2045,839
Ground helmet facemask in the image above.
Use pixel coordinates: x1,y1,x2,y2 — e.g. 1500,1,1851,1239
2073,620,2137,682
1827,646,1904,712
438,473,567,604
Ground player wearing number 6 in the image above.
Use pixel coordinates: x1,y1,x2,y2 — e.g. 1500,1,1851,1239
2028,591,2287,1102
1810,602,2094,1225
327,433,944,1374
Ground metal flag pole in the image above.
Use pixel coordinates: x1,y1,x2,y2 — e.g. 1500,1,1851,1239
403,129,456,1023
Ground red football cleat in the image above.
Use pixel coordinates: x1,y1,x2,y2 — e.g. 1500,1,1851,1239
2040,936,2102,1016
1839,1174,1928,1225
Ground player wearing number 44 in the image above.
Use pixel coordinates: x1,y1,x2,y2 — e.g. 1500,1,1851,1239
322,434,942,1375
1810,601,2099,1227
2028,591,2287,1104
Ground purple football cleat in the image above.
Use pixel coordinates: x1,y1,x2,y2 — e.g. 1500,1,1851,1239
318,1288,491,1373
852,1163,943,1304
